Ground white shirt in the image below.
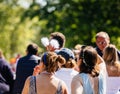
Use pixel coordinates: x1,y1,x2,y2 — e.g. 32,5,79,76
55,68,78,94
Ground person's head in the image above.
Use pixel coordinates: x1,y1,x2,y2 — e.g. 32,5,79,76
73,44,86,62
26,43,39,55
40,52,65,73
57,48,76,68
74,44,82,50
95,31,110,51
103,44,119,65
49,32,66,50
79,46,100,77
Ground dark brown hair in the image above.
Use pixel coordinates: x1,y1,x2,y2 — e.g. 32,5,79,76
26,43,38,55
50,32,66,48
79,46,100,77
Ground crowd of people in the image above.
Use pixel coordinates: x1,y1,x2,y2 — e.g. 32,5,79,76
0,31,120,94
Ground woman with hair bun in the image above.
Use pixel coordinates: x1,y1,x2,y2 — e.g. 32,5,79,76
55,48,79,94
71,46,106,94
22,52,68,94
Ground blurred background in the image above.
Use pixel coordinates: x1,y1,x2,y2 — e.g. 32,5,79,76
0,0,120,60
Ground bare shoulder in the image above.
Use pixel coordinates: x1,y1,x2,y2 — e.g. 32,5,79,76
26,76,32,83
72,74,82,81
22,76,32,94
72,74,82,85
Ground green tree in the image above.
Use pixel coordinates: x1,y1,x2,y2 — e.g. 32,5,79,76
23,0,120,49
0,0,120,60
0,0,39,60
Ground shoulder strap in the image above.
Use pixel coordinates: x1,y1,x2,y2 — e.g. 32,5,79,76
55,80,62,94
34,76,37,93
29,76,37,94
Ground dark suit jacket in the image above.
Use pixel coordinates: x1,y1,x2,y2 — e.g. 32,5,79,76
0,58,14,94
13,54,40,94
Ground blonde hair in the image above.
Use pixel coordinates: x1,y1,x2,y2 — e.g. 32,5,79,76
41,52,65,73
74,44,82,50
103,44,119,65
63,59,76,68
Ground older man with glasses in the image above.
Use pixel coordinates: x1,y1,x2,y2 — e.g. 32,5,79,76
95,31,110,57
95,31,120,60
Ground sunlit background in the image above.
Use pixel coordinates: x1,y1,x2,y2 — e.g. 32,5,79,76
0,0,120,60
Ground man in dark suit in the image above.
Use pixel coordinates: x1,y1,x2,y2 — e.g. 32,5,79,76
13,43,40,94
95,31,120,60
0,50,14,94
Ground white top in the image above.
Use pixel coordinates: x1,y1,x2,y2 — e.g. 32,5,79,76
55,68,78,94
106,77,120,94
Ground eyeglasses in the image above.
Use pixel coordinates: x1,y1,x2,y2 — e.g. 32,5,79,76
97,41,106,45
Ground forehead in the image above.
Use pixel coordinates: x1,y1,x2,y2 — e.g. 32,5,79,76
96,36,106,41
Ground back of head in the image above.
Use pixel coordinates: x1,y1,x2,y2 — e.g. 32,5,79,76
79,46,99,77
50,32,66,49
57,48,76,68
103,44,118,65
26,43,38,55
74,44,83,56
74,44,82,50
41,52,65,73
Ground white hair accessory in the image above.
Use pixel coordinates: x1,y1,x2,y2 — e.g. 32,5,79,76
41,37,49,47
50,39,59,49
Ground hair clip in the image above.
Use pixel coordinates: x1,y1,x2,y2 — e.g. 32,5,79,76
49,39,59,49
42,52,48,66
41,37,49,47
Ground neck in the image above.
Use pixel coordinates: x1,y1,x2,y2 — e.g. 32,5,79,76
41,71,54,75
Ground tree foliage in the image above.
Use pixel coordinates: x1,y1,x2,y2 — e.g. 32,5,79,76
22,0,120,49
0,0,120,60
0,0,39,59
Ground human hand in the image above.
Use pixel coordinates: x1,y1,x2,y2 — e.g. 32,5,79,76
33,65,41,76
